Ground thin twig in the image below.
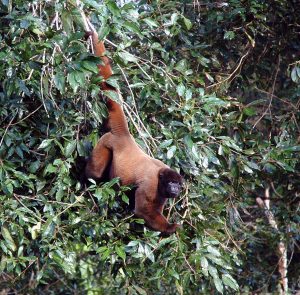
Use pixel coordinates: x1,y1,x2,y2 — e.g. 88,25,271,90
253,86,298,110
13,259,37,282
76,0,90,31
123,104,154,156
10,105,43,126
256,185,288,294
118,64,158,148
224,221,244,254
53,200,80,219
123,101,158,147
0,113,16,148
166,186,188,221
182,251,196,274
104,38,176,86
13,194,46,223
207,49,251,89
117,64,139,113
86,190,99,212
134,61,152,80
16,194,74,205
40,68,49,117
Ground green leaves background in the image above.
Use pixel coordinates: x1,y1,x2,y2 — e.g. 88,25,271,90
0,0,299,293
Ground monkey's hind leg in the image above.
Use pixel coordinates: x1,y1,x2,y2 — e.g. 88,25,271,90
85,132,113,180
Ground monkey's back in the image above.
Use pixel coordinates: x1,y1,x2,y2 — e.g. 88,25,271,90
109,134,167,185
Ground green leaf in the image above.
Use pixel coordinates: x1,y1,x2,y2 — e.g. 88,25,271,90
167,145,177,159
74,71,85,86
84,0,102,10
98,26,110,40
123,21,141,35
291,67,299,82
29,161,40,173
42,220,55,238
243,107,256,116
208,265,223,293
32,28,43,36
175,59,187,73
183,16,192,30
150,42,163,51
65,140,77,157
275,160,295,172
222,274,239,291
176,84,185,96
1,226,16,252
213,275,224,294
160,139,173,149
143,18,159,28
132,285,147,295
218,136,242,152
281,145,300,152
121,193,129,204
207,245,221,257
246,161,259,170
143,244,155,262
118,51,138,63
61,11,73,34
82,61,99,74
224,31,235,40
203,96,228,107
0,51,6,60
107,1,120,16
127,241,139,247
185,89,192,101
3,181,13,195
115,245,126,260
45,164,56,174
54,71,66,94
103,90,121,103
200,256,209,276
38,139,53,149
68,71,79,92
15,146,24,159
170,13,179,25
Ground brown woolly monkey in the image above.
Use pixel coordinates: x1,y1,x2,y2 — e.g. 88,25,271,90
85,31,183,234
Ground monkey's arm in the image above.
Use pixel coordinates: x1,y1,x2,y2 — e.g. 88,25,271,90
85,132,113,180
134,188,179,234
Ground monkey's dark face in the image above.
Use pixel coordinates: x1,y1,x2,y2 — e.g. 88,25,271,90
158,168,183,198
165,181,182,198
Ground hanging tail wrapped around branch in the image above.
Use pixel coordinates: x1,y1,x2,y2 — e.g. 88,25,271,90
88,30,129,136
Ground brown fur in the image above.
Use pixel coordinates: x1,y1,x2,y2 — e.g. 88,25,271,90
85,31,183,234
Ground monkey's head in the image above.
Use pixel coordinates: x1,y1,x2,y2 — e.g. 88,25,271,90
158,168,183,198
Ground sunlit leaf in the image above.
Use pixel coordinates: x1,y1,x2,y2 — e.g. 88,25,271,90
1,226,16,252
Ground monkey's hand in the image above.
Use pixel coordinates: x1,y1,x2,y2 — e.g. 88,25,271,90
164,223,181,235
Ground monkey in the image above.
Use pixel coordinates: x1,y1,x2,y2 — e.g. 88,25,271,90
85,31,183,235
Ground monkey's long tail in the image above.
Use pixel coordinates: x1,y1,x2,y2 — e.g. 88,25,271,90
90,31,129,136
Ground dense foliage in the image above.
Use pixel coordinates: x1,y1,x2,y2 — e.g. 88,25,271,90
0,0,299,293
